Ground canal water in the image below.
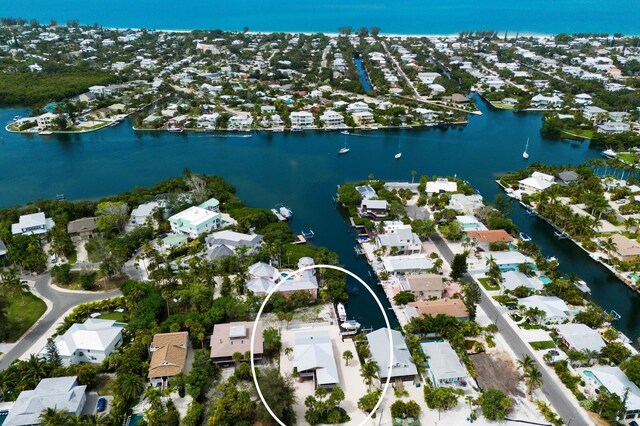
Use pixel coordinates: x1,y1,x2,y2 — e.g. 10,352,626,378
2,97,639,338
354,58,373,93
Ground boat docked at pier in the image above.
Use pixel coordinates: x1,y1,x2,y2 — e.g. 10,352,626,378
271,204,293,221
336,303,347,322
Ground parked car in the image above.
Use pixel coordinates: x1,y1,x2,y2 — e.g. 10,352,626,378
50,253,58,263
616,198,627,204
96,398,107,413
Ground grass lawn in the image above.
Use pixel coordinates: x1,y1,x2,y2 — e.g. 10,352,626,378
529,340,556,350
562,128,593,140
5,291,47,342
97,311,127,322
479,277,500,291
618,153,636,164
59,272,126,292
491,102,515,110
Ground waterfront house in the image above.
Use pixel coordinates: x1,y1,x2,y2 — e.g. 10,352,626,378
583,366,640,419
608,234,640,261
228,114,253,130
346,101,371,113
290,111,315,128
210,321,264,365
518,171,556,193
421,341,469,388
67,217,97,239
466,229,514,251
556,171,579,185
597,122,631,134
36,112,59,130
426,178,457,194
531,94,563,108
382,255,433,274
455,215,486,231
502,271,544,291
352,111,374,125
448,94,470,104
162,234,189,251
169,206,222,238
11,212,55,236
246,258,318,299
359,199,388,218
355,185,377,200
3,377,87,426
375,227,422,255
366,328,418,386
148,332,189,388
519,295,570,323
554,324,606,353
401,274,444,300
407,299,469,321
130,201,161,226
448,194,484,215
319,110,344,127
480,251,534,272
38,318,123,367
205,230,263,261
293,330,339,389
196,113,219,129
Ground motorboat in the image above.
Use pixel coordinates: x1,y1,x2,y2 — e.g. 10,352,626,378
602,149,617,159
395,153,402,159
519,232,532,242
575,280,592,294
338,147,350,154
38,130,53,135
243,134,253,138
167,126,183,132
273,204,292,221
546,256,559,264
340,130,350,135
340,320,361,331
337,303,347,322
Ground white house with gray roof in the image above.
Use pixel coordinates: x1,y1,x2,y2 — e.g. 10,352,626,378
39,318,124,366
583,366,640,419
375,228,422,255
366,328,418,386
554,324,606,353
421,341,470,388
4,376,86,426
205,230,263,260
11,212,55,236
293,330,339,389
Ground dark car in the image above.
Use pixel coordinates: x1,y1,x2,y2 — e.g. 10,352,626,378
629,421,639,426
97,398,107,413
548,350,560,356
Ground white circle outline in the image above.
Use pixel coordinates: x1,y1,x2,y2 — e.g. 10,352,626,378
250,264,394,426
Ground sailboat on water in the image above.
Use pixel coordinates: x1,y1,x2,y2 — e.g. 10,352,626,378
338,133,350,154
522,138,530,159
395,132,402,159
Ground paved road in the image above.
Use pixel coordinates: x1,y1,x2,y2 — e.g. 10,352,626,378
0,273,121,370
430,233,591,426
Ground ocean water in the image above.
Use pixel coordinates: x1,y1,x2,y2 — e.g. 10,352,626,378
3,0,639,35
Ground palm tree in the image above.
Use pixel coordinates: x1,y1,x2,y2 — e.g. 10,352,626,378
22,355,48,386
624,217,638,233
601,236,618,260
284,347,293,360
0,267,30,304
360,360,379,389
39,407,67,426
342,350,354,366
233,351,244,365
117,374,145,401
523,365,543,398
582,349,598,367
517,355,535,374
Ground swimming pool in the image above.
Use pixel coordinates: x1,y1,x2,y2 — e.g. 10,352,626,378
539,276,553,285
583,370,595,379
127,414,144,426
631,273,640,282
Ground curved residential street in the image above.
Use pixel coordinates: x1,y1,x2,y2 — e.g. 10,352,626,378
0,273,121,370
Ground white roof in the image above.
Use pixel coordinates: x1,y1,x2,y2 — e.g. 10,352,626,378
421,341,469,383
555,324,606,352
169,206,219,226
426,180,458,193
294,331,339,386
456,215,481,225
41,318,123,357
11,212,53,235
4,376,86,426
502,271,544,291
131,201,159,217
519,295,570,320
366,328,417,380
588,366,640,412
382,255,433,273
361,199,388,209
482,251,533,265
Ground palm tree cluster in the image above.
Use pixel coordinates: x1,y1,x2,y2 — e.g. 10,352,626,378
516,355,543,398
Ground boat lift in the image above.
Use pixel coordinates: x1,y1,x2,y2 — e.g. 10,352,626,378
608,310,621,321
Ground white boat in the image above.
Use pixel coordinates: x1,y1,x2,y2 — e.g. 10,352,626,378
291,126,302,132
337,303,347,322
272,127,284,132
167,126,183,132
522,138,529,159
340,320,361,331
602,149,617,159
395,153,402,159
39,130,53,135
575,280,591,294
519,232,532,242
546,256,559,264
270,209,286,221
338,147,350,154
340,130,350,135
243,134,253,138
274,205,293,220
13,115,20,121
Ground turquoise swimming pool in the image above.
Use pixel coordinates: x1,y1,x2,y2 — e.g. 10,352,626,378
583,370,594,378
631,273,640,282
127,414,144,426
539,276,553,285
